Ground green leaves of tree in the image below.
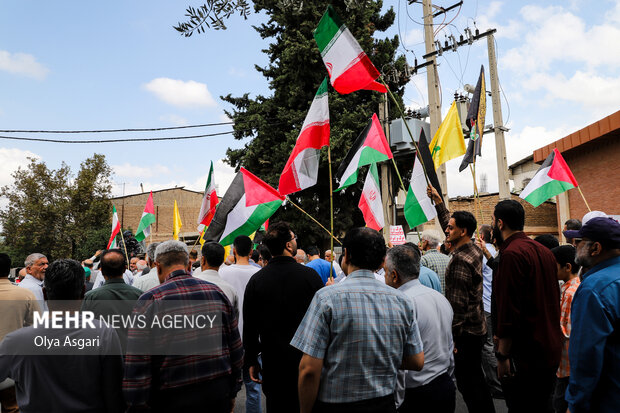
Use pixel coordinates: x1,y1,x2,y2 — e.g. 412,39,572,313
173,0,252,37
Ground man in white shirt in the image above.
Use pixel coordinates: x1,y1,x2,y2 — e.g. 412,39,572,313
325,249,343,277
19,253,47,304
219,235,261,413
133,243,160,293
194,242,239,318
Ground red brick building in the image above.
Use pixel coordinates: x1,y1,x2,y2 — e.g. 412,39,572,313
533,110,620,239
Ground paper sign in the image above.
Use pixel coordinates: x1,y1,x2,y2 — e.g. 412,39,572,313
389,225,407,245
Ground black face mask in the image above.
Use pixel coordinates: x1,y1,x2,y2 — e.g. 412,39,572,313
493,222,504,247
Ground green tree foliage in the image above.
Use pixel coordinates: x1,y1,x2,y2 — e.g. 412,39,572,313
219,1,409,247
0,154,113,264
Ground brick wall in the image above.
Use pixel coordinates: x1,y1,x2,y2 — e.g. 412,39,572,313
563,135,620,221
113,188,204,241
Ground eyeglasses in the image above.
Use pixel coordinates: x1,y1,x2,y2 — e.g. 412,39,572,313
289,234,298,241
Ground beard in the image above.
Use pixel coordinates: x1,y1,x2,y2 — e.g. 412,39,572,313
575,243,592,267
492,223,504,247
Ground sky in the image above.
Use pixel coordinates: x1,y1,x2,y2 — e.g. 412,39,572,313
1,0,619,206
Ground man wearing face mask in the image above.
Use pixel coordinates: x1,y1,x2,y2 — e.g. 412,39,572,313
491,199,562,412
243,222,324,413
563,217,620,413
427,186,495,413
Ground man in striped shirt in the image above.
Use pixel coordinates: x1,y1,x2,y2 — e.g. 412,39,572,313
123,240,243,412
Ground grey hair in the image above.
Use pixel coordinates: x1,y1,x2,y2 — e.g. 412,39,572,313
421,229,443,248
155,240,189,268
25,253,46,267
385,245,421,282
146,243,160,262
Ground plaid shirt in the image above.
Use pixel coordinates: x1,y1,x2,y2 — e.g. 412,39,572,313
123,270,243,407
290,269,423,403
436,203,486,337
558,277,580,378
420,249,450,294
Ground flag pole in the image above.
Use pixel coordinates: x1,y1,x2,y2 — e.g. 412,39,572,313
286,198,342,245
577,186,591,212
380,77,432,187
118,226,130,268
390,158,407,193
190,227,206,251
328,146,336,281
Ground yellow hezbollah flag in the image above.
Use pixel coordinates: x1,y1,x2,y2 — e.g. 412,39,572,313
429,101,466,169
173,200,183,240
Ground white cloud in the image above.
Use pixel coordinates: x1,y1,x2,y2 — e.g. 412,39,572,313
112,163,171,179
0,50,49,80
401,28,423,48
228,67,247,78
219,112,232,123
475,1,522,39
0,148,40,188
143,78,217,108
159,114,189,126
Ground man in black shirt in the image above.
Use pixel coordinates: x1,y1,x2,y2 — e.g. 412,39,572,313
243,222,324,413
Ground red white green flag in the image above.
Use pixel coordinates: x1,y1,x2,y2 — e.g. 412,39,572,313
520,148,578,207
197,161,219,232
358,163,384,231
314,5,387,94
135,191,156,242
279,78,330,196
107,205,121,249
335,113,393,191
204,168,284,247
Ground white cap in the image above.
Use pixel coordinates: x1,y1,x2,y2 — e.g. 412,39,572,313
582,211,608,225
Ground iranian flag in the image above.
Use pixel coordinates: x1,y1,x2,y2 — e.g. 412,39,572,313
204,168,284,246
358,163,384,231
107,205,121,249
520,148,578,207
314,5,387,94
197,161,219,232
404,156,437,228
279,78,330,196
336,113,393,191
135,191,156,242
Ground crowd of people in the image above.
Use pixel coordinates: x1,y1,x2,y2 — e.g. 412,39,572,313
0,185,618,413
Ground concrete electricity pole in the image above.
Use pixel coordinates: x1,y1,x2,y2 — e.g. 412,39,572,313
422,0,449,208
379,95,393,241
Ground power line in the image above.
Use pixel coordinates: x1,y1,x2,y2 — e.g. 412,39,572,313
0,121,235,134
0,130,236,144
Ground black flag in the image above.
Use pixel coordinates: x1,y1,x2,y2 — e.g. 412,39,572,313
459,65,487,172
418,128,443,200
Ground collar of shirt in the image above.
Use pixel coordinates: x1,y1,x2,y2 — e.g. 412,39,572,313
450,240,475,256
104,278,126,285
582,255,620,281
498,231,529,253
346,269,377,280
424,249,440,255
561,276,580,292
199,269,220,278
23,274,43,286
398,278,421,294
165,269,191,281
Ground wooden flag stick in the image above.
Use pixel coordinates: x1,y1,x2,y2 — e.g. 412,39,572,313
328,146,336,281
117,224,130,268
287,197,342,245
390,158,407,193
379,77,432,187
190,226,205,251
577,186,592,212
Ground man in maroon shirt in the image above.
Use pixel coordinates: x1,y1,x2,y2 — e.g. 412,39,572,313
492,200,562,412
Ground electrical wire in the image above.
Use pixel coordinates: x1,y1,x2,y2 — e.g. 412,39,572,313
0,121,235,134
0,130,238,144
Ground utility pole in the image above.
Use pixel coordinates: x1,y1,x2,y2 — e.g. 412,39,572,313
487,33,510,199
422,0,449,208
379,95,393,242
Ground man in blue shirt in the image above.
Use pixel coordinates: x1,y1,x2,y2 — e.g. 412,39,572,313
305,246,336,285
291,227,424,413
564,217,620,413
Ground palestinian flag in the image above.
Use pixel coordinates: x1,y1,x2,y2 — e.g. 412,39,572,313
135,191,156,242
358,163,384,231
279,78,330,196
404,156,437,229
419,128,443,201
204,168,284,246
197,161,219,232
520,148,578,207
459,65,487,172
336,113,393,191
107,205,121,249
314,5,387,94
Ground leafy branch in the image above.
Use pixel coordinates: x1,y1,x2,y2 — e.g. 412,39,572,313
173,0,252,37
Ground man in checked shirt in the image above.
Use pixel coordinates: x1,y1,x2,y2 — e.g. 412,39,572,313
427,185,495,413
123,240,243,412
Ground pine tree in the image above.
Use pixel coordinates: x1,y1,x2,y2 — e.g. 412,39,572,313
221,1,408,247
